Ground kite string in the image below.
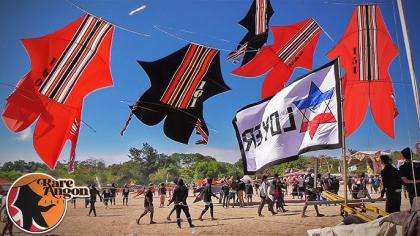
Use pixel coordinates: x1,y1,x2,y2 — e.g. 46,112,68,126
391,0,418,201
313,19,336,44
153,25,232,52
0,81,97,133
64,0,150,37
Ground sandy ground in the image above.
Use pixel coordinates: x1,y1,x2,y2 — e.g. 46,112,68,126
2,186,412,236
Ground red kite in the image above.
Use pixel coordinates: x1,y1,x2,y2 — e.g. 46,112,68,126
232,18,322,99
327,5,398,138
2,14,114,171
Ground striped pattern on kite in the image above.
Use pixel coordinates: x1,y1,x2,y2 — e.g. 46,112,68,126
161,44,217,109
277,20,321,65
39,15,112,104
357,5,379,81
255,0,268,35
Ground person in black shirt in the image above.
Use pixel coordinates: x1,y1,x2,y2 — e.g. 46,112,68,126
331,176,340,195
301,172,324,217
122,184,130,206
399,147,420,206
136,184,156,225
198,178,219,221
237,177,246,208
221,182,230,208
322,173,333,192
168,179,194,228
167,178,178,221
101,188,111,209
110,183,117,205
379,155,402,213
245,180,253,206
88,184,102,217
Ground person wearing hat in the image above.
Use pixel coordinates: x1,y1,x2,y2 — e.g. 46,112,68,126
136,184,156,225
399,147,420,205
378,155,402,213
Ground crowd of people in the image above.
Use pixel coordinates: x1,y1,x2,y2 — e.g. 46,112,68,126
78,147,420,229
2,148,418,234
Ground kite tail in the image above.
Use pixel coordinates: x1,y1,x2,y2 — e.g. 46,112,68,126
67,111,81,173
369,82,397,139
343,80,369,137
261,64,292,99
120,112,134,136
195,119,208,145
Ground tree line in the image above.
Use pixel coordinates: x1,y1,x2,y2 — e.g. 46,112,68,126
2,143,416,186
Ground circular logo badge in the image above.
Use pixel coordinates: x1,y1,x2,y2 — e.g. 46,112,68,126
6,173,67,234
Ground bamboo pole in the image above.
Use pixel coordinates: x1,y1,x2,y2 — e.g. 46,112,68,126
397,0,420,127
338,58,348,205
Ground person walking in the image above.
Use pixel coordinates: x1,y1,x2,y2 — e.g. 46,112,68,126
399,147,420,206
122,184,130,206
379,155,402,213
158,183,167,208
257,175,276,217
229,176,238,208
110,183,117,205
298,175,305,199
273,178,287,212
245,180,253,206
198,178,219,221
101,188,111,209
254,180,260,196
167,178,179,221
359,173,372,200
88,184,102,217
301,171,324,217
168,179,195,228
237,177,245,208
136,184,156,225
222,182,230,208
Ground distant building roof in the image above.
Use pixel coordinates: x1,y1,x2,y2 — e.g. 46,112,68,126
0,178,11,186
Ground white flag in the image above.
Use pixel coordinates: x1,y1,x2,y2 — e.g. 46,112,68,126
233,60,343,174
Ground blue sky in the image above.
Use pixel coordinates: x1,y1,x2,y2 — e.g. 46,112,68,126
0,0,419,166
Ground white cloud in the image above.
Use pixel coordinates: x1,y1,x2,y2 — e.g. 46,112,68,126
187,146,241,164
16,127,32,142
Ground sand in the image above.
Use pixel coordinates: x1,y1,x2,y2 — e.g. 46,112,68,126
2,187,412,235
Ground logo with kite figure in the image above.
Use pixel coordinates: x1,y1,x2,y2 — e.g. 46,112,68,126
6,173,89,234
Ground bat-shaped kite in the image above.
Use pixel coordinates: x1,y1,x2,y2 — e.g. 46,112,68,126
227,0,274,66
2,14,114,171
232,18,322,99
121,43,230,144
327,5,398,138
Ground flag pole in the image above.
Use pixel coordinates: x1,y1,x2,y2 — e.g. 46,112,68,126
397,0,420,127
338,57,348,205
397,0,419,207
